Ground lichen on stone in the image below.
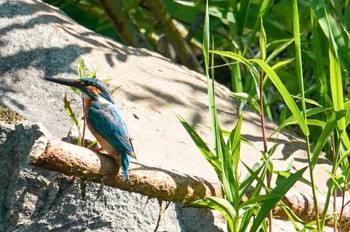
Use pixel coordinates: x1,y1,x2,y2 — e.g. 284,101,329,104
0,107,26,124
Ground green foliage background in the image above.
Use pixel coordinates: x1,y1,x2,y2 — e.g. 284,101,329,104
44,0,350,142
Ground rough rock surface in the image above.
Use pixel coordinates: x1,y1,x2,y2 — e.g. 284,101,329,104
0,0,335,231
0,122,225,231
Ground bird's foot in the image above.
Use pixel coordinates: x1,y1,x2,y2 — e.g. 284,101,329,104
89,147,109,156
80,178,88,201
96,176,107,200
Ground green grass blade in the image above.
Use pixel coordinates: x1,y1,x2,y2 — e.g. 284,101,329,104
271,59,294,71
192,196,235,231
165,103,221,174
292,0,304,105
203,0,210,74
266,38,294,64
310,8,327,105
224,114,244,205
78,58,86,78
271,107,329,137
252,59,309,136
311,0,350,72
311,112,336,169
230,92,260,113
250,167,307,231
327,10,346,133
213,50,253,69
243,0,274,56
204,0,221,163
236,0,251,37
229,114,243,168
259,18,267,61
63,94,81,146
230,62,243,92
241,161,268,195
88,69,97,78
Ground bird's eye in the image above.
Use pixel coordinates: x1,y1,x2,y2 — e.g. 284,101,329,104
76,80,87,86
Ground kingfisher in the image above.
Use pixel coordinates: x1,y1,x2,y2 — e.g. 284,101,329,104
45,77,136,180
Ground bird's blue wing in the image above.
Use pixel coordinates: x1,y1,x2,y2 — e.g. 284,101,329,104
88,101,133,179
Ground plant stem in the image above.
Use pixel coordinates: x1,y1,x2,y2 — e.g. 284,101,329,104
259,71,272,232
81,97,86,147
292,0,320,229
331,134,337,232
305,137,321,230
339,181,347,231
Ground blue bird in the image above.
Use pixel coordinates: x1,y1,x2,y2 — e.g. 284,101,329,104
45,77,136,180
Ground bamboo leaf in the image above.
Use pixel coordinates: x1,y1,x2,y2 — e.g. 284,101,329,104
311,112,336,169
78,59,86,78
271,59,294,71
250,167,307,231
243,0,274,55
88,69,97,78
252,59,309,136
259,18,267,61
166,103,222,174
327,9,346,132
192,197,235,231
266,38,294,64
63,94,81,146
213,50,253,69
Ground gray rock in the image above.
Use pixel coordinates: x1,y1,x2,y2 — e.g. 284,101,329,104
0,122,225,231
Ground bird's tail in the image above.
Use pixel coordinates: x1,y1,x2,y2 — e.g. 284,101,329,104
121,153,131,180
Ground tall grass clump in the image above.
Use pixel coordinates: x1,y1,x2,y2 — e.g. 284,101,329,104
174,1,350,231
172,2,308,231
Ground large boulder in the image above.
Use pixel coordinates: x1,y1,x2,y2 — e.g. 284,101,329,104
0,0,334,231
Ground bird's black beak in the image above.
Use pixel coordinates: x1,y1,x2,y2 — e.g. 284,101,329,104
44,77,83,89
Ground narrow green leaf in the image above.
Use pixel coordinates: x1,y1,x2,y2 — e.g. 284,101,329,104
230,62,243,92
259,18,267,61
224,114,244,205
241,161,268,195
243,0,274,56
277,155,294,173
271,59,294,71
230,92,260,113
311,112,336,169
241,194,281,209
110,85,122,95
252,59,309,136
311,0,350,72
236,0,251,37
229,114,243,168
63,95,79,128
192,196,235,231
327,10,345,132
271,107,329,136
266,38,294,64
292,0,304,103
203,0,210,75
88,69,97,78
239,161,264,199
334,148,350,171
63,94,81,146
78,59,86,78
310,8,327,104
213,50,253,69
250,167,307,231
164,103,221,175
